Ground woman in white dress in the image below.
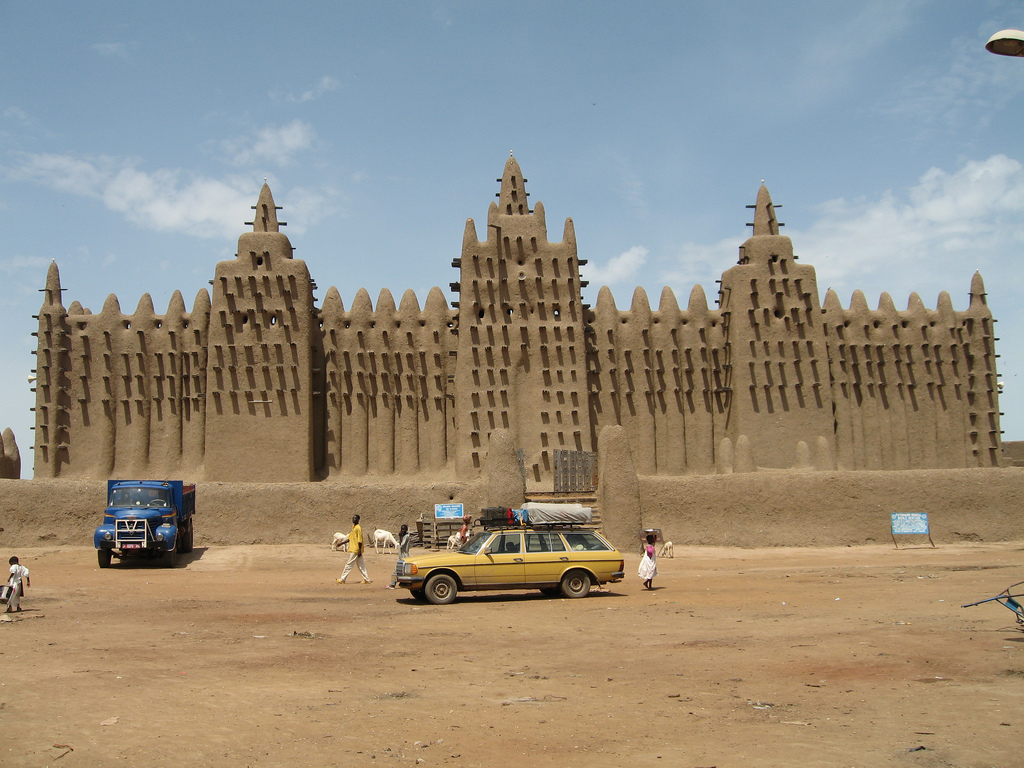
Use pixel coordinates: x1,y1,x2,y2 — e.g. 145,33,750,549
638,534,657,590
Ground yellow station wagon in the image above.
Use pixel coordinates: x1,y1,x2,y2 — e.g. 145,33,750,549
396,526,625,605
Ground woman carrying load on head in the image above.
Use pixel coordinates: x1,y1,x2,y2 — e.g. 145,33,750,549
638,534,657,590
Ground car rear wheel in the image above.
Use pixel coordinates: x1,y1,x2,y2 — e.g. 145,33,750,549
560,570,591,598
424,574,458,605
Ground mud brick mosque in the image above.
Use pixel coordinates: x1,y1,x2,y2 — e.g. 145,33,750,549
30,155,1004,488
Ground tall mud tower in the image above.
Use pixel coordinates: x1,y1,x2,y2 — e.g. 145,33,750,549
718,185,834,468
204,184,320,481
452,155,590,487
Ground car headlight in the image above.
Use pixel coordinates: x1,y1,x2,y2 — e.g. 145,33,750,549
403,563,418,577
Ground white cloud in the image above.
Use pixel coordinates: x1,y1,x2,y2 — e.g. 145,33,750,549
223,120,317,167
0,254,51,275
879,35,1024,137
585,245,648,288
6,152,255,239
280,186,335,235
663,236,744,296
271,76,340,104
5,150,337,242
790,154,1024,301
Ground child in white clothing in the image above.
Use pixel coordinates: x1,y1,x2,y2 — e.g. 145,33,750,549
6,556,30,613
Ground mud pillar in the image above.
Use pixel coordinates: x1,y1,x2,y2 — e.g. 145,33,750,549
483,428,525,509
596,425,641,551
0,428,21,479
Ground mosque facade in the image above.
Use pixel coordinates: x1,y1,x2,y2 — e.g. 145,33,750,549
31,156,1004,487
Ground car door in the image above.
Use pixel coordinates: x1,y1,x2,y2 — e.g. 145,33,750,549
523,531,569,585
474,531,526,587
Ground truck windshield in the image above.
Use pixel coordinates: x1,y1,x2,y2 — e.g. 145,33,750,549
109,487,171,508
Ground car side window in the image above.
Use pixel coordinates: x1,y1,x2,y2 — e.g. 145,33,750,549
562,532,612,552
493,533,521,554
526,533,548,553
526,533,566,552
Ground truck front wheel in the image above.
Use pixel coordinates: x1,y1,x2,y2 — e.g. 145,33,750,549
97,549,112,568
162,546,178,568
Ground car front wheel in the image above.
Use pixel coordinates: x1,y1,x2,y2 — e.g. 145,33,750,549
560,570,591,599
424,574,458,605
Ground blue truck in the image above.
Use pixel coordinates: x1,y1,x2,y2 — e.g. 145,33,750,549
94,480,196,568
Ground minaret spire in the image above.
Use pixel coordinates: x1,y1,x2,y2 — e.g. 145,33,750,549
247,182,284,233
496,153,530,216
749,183,781,236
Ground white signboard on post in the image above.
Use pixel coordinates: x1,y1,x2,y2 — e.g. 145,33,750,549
434,503,464,520
890,513,934,548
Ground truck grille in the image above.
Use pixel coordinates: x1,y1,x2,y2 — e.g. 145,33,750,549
115,519,149,547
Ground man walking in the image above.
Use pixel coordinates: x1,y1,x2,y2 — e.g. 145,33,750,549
336,514,370,584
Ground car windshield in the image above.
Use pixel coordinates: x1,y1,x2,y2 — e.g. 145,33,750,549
109,487,171,508
460,532,493,555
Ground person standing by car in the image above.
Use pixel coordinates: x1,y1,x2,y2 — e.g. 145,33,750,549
337,515,370,584
457,515,472,546
388,524,411,589
638,534,657,590
6,556,30,613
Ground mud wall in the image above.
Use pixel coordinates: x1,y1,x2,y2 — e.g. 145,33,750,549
2,469,1021,550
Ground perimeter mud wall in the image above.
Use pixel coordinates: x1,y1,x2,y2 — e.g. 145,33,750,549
1,468,1021,549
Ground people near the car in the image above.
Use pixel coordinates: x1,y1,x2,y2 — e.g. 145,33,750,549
457,515,472,545
388,524,411,589
336,514,371,584
639,533,658,590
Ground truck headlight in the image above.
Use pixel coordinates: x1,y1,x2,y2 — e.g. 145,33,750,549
155,532,165,541
103,532,113,541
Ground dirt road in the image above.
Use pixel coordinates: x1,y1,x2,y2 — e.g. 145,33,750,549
2,542,1022,767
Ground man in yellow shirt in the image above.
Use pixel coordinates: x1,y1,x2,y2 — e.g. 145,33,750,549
337,514,371,584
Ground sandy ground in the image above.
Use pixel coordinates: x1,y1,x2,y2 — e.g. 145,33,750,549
1,542,1022,768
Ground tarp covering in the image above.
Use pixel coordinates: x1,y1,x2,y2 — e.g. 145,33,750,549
516,503,592,525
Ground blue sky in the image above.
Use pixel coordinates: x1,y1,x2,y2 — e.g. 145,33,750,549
2,1,1024,477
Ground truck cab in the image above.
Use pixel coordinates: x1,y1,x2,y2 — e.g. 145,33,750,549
94,480,195,568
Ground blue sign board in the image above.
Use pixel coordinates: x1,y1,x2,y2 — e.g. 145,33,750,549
890,512,934,548
434,503,464,520
891,513,929,535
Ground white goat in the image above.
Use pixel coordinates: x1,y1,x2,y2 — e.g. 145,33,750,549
446,533,461,551
373,529,399,554
330,532,350,551
658,540,674,558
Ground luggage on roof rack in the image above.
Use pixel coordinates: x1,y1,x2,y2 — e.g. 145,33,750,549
478,503,593,529
479,507,513,528
518,503,592,525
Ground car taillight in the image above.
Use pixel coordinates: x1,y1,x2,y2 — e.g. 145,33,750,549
618,560,624,571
